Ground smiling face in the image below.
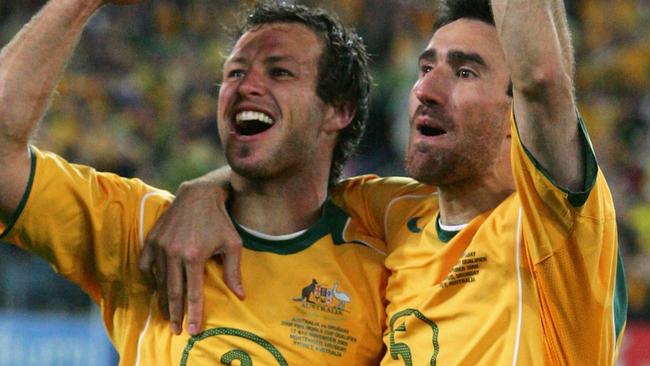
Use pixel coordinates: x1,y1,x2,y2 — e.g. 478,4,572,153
406,19,512,186
218,22,336,181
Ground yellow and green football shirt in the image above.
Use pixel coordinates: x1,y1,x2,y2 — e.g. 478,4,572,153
0,147,388,366
333,113,627,365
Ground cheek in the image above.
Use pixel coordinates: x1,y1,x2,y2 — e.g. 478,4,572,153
216,118,228,145
216,93,230,141
408,91,419,122
217,85,233,118
286,89,322,122
452,88,500,116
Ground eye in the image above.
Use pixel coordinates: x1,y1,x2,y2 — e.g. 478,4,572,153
270,68,294,78
419,64,433,75
457,68,477,79
227,69,245,79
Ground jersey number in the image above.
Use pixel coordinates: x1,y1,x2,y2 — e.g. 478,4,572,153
180,327,288,366
388,308,439,366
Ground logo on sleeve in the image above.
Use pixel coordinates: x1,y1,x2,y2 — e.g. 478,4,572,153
407,217,423,233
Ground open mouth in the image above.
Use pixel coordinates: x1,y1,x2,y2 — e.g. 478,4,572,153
234,111,275,136
417,124,446,137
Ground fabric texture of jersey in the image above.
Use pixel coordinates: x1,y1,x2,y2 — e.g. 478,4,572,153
0,147,388,366
333,113,627,366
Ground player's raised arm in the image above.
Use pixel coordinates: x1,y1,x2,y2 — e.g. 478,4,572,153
490,0,584,191
0,0,137,221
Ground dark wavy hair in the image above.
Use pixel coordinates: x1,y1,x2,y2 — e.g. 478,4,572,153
228,1,371,186
434,0,495,31
435,0,512,97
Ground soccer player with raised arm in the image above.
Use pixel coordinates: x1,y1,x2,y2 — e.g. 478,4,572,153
144,0,627,365
0,1,388,364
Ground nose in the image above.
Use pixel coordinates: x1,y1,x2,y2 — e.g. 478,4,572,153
413,66,448,107
236,69,266,97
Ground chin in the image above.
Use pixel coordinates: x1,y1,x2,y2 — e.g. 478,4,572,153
231,163,274,181
406,154,455,186
406,150,432,182
406,160,435,185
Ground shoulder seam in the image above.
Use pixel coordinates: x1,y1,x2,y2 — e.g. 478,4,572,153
138,191,171,249
342,217,387,257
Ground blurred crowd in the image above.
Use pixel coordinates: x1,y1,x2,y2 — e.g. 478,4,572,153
0,0,649,321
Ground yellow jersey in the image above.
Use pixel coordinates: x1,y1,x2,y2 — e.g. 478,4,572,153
333,114,627,365
0,147,388,366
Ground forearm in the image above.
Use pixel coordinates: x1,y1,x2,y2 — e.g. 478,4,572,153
0,0,103,152
177,166,233,201
187,166,233,187
0,0,103,220
172,166,232,216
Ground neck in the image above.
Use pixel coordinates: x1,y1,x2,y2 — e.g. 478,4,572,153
230,170,329,236
437,173,515,226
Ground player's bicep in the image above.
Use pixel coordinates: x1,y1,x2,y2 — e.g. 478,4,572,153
0,145,33,226
513,84,584,192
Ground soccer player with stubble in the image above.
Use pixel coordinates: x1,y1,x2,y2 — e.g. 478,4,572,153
0,1,390,364
145,1,627,364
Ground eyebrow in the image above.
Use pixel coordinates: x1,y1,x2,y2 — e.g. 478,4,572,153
448,50,487,68
418,48,488,68
225,55,299,66
418,49,437,63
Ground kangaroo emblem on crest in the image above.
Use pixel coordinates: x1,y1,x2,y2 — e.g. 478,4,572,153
293,279,318,303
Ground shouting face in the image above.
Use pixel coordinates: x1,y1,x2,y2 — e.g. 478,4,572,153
406,19,512,186
218,22,337,181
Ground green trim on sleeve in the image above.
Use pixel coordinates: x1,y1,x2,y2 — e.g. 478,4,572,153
0,146,37,239
614,244,628,343
515,111,598,207
323,200,350,245
230,198,352,255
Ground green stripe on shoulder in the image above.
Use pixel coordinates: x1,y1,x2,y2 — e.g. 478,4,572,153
515,111,598,207
614,244,628,343
568,117,598,206
0,147,36,239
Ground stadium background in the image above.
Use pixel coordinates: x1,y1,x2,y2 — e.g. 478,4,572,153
0,0,648,364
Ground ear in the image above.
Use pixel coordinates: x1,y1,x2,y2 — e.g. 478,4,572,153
322,102,355,134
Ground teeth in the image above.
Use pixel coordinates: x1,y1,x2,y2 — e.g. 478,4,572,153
235,111,274,125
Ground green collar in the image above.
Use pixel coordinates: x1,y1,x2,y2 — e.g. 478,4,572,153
228,198,349,255
435,214,460,243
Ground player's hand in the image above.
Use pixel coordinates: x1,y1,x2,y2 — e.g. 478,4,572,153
138,168,244,336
